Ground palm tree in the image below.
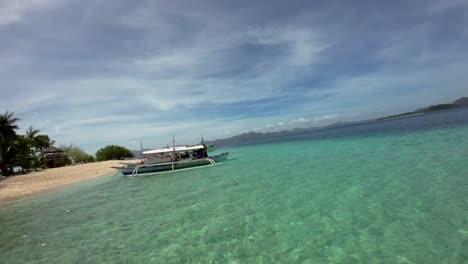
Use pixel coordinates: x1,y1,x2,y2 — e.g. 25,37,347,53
0,111,20,139
0,111,21,176
22,126,41,171
33,134,55,169
25,126,56,170
26,125,40,140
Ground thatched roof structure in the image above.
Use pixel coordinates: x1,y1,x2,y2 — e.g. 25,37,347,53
44,146,69,168
44,146,65,154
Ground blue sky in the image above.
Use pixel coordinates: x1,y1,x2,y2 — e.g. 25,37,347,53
1,0,467,153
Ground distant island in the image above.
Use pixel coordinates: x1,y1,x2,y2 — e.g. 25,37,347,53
206,97,468,147
377,97,468,120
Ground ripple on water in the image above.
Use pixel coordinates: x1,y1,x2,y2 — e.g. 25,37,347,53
1,125,468,263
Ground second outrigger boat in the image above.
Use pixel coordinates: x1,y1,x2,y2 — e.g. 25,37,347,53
112,141,228,177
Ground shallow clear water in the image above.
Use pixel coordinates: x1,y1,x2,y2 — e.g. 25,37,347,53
1,114,468,263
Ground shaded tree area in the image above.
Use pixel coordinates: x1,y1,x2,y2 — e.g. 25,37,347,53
60,144,95,164
0,111,20,175
0,111,94,176
96,145,133,161
0,111,56,176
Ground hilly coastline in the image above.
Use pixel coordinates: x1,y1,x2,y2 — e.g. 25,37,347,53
378,97,468,120
206,97,468,147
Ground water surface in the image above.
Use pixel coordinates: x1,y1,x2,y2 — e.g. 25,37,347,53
1,109,467,263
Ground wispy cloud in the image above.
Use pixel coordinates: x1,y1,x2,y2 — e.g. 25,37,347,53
0,0,467,153
0,0,62,26
290,118,309,124
426,0,468,13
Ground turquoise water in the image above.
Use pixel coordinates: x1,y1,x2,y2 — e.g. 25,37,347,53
1,126,468,263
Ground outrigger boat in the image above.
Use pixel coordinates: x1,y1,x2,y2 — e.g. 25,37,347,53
112,141,228,177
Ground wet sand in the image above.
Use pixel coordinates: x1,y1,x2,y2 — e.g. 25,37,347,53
0,160,131,205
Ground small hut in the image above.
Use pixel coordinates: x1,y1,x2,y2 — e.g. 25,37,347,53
44,146,69,168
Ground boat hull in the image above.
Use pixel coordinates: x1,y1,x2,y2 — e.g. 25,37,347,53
112,158,213,176
210,152,229,162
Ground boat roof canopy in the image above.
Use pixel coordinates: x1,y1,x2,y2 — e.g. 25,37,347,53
142,145,205,155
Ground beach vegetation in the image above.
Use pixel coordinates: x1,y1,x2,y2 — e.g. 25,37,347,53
0,111,92,176
0,111,21,176
60,144,95,163
25,126,55,170
96,145,134,161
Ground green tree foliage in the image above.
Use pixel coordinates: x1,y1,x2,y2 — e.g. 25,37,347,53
60,144,95,163
14,135,33,172
0,111,21,176
0,110,97,176
0,112,56,175
23,126,55,171
31,134,54,170
25,125,40,140
95,145,134,161
0,111,80,176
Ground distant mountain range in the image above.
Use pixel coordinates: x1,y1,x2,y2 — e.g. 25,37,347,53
453,97,468,106
205,97,468,147
204,119,372,147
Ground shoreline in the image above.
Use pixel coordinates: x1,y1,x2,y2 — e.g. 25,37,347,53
0,160,130,205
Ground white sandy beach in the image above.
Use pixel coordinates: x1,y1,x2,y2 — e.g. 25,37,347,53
0,160,130,205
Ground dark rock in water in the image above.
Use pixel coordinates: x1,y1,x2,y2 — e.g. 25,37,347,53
453,97,468,106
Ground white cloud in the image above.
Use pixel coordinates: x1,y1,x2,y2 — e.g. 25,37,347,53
290,118,309,124
315,115,337,121
247,26,330,66
0,0,61,26
1,1,467,153
426,0,468,13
